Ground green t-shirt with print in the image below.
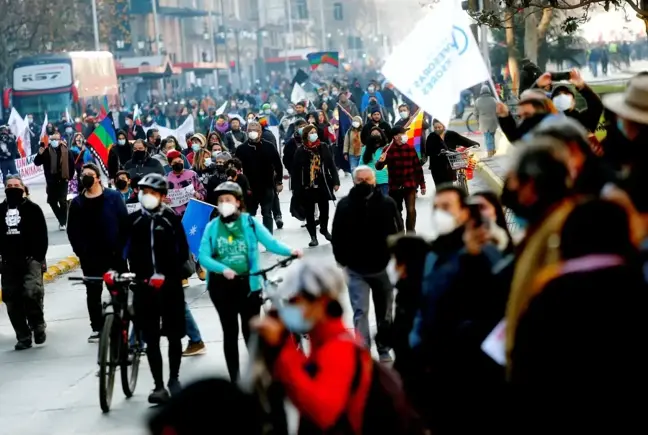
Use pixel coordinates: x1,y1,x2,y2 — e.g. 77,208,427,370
215,219,250,274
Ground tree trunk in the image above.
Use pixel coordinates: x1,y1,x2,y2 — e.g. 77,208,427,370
505,10,519,97
536,8,553,70
524,9,539,65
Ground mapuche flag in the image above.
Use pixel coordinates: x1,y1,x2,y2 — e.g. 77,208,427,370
86,116,116,174
306,51,339,71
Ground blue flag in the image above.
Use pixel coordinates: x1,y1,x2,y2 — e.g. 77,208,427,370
336,103,353,172
182,199,216,257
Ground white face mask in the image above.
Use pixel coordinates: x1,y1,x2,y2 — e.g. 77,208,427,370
138,191,161,210
308,133,319,143
248,131,259,141
287,108,295,114
552,93,573,112
368,86,375,93
432,209,457,236
352,121,361,128
400,134,409,144
218,202,237,217
204,158,212,166
399,111,409,119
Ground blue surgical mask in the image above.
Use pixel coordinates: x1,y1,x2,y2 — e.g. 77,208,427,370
308,133,319,143
50,140,59,148
297,127,304,135
192,144,201,152
278,304,314,334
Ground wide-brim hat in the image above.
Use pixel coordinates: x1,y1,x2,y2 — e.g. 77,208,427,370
603,75,648,125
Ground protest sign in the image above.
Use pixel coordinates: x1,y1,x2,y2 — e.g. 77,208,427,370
167,184,195,208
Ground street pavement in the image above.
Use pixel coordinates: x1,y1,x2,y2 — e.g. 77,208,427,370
0,167,491,435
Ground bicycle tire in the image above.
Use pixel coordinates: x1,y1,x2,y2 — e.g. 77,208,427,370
121,319,141,398
98,314,118,413
465,112,477,133
456,171,469,194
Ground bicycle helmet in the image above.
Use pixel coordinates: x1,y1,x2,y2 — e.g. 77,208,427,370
138,173,169,195
213,181,243,200
278,258,346,300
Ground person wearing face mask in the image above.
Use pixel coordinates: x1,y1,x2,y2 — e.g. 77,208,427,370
331,166,402,362
409,184,506,433
260,103,279,126
376,126,426,232
0,125,19,184
34,132,75,230
114,170,133,202
165,150,206,217
108,130,133,181
496,90,560,143
234,121,284,233
337,87,360,118
343,116,365,172
425,119,479,186
126,113,146,142
198,182,301,381
124,173,191,403
360,81,385,114
186,133,207,166
395,104,430,162
292,125,340,246
282,119,308,176
205,151,234,203
124,139,165,178
67,163,129,343
154,136,191,174
360,126,390,195
62,122,76,144
192,148,216,186
361,108,391,144
146,128,162,154
540,69,603,134
69,133,96,180
0,176,48,351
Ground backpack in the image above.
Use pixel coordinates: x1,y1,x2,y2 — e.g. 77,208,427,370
351,347,426,435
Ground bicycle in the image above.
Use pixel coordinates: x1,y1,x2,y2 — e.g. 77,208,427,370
442,145,480,194
465,112,478,133
69,272,148,413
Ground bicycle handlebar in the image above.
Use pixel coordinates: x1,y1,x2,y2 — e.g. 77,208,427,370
238,255,299,278
69,272,138,284
440,145,480,155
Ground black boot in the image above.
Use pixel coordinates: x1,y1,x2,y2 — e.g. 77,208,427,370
320,229,332,241
308,236,319,247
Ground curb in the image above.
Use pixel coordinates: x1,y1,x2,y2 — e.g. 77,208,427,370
0,256,80,304
43,256,81,282
475,160,504,192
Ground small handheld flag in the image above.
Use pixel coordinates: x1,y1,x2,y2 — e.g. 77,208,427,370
182,199,216,257
306,51,340,71
86,116,117,174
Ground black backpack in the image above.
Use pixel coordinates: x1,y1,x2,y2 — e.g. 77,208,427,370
351,347,426,435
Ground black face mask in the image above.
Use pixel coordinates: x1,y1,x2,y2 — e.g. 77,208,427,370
115,179,128,190
215,164,225,172
352,182,375,199
172,162,184,173
5,188,24,206
133,150,147,161
46,127,54,135
155,137,161,147
371,136,382,144
81,175,95,190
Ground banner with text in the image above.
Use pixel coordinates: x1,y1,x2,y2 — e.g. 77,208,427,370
168,184,195,208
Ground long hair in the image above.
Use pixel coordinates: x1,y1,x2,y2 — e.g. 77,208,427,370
362,126,387,164
472,191,514,253
192,148,211,172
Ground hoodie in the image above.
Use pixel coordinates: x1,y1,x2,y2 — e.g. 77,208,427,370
343,116,364,157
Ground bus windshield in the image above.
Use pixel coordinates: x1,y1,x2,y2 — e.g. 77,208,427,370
13,92,71,122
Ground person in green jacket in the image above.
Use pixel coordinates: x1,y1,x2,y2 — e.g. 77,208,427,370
198,181,302,381
360,125,390,195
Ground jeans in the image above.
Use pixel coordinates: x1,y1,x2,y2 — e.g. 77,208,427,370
209,276,262,381
378,184,389,196
2,259,46,343
348,155,361,172
346,268,394,355
389,188,417,232
0,159,18,184
46,180,69,226
248,186,274,233
484,131,495,152
185,302,203,343
589,61,598,78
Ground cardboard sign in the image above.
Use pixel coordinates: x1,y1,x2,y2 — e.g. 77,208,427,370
167,184,195,208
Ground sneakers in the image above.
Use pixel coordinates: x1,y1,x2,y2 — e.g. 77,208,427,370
197,267,206,281
168,378,182,396
308,237,319,247
320,229,332,242
59,224,66,231
275,217,284,229
182,279,190,288
88,332,100,343
182,341,206,357
14,340,32,351
34,330,46,345
148,387,170,404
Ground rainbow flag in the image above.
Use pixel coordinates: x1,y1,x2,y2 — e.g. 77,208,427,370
306,51,339,71
86,116,116,174
405,110,424,157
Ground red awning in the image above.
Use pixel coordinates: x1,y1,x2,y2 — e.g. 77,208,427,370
116,55,182,78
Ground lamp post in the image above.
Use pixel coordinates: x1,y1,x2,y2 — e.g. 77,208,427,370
151,0,161,54
91,0,100,50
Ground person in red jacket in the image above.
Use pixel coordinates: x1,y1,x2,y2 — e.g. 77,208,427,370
253,259,373,434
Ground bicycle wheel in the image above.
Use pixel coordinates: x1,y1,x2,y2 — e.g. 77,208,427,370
98,314,118,413
465,112,477,133
456,171,469,194
121,319,141,398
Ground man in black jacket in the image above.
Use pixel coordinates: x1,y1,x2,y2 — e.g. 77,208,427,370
361,108,392,144
331,165,402,362
234,121,283,233
0,176,48,350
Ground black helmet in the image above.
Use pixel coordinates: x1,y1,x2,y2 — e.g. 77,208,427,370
213,181,243,200
138,173,168,195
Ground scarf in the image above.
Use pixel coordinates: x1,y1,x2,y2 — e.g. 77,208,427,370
215,122,229,134
305,141,321,187
49,144,70,180
351,130,362,156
